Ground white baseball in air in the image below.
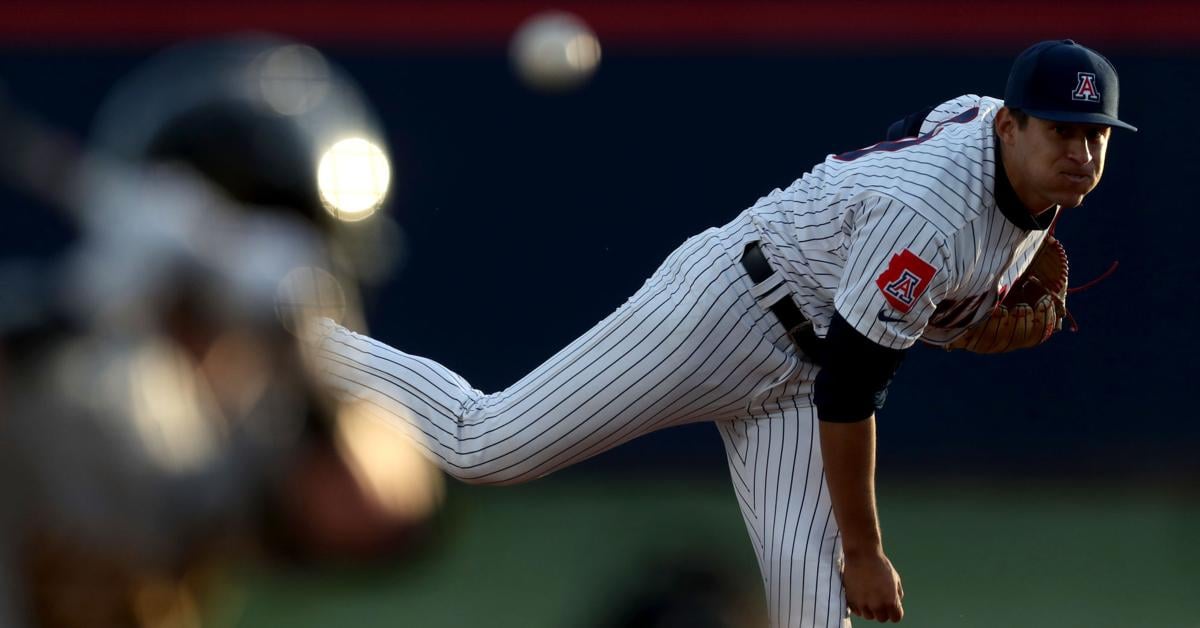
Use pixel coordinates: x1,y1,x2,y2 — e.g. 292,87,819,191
510,10,602,92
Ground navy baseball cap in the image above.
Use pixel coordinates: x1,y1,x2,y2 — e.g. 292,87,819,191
1005,39,1137,132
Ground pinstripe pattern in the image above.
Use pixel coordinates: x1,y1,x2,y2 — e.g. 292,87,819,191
310,93,1057,627
317,215,806,485
718,402,850,628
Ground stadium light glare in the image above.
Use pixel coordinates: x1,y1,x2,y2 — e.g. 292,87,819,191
316,137,390,221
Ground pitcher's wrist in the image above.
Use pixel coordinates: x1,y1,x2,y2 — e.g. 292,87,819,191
842,538,884,559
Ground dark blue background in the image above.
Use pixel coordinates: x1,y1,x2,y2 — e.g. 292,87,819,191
1,47,1193,479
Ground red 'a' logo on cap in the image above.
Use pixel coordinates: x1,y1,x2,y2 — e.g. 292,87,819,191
1072,72,1100,102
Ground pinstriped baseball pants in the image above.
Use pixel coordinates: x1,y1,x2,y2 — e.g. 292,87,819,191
315,212,850,627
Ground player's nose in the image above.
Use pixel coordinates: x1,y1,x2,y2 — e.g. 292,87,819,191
1065,136,1093,165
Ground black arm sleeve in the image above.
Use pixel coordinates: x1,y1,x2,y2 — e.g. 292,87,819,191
812,313,907,423
885,105,936,140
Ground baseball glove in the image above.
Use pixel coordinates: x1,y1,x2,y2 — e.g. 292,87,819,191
945,236,1069,353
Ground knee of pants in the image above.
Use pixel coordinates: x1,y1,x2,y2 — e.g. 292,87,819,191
440,402,553,487
438,446,545,487
449,465,541,487
455,472,529,487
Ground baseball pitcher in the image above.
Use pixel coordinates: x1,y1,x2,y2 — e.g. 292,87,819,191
311,39,1134,626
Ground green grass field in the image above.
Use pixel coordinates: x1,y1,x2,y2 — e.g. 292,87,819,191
209,476,1199,628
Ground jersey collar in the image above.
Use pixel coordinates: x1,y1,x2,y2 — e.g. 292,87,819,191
994,144,1058,231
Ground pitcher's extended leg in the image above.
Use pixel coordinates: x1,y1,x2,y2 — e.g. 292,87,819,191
315,223,797,485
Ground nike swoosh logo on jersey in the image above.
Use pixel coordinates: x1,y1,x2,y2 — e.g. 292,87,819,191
877,308,906,323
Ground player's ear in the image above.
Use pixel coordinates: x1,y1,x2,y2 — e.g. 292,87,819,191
995,107,1018,145
993,108,1022,148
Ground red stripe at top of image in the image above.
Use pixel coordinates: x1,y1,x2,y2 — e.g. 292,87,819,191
0,1,1196,51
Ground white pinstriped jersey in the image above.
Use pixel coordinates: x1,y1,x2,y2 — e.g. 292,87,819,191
748,94,1055,350
312,92,1054,628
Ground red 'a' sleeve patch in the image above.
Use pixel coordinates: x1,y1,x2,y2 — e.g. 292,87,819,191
874,249,937,313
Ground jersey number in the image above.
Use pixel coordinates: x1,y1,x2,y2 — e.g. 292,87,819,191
833,107,980,162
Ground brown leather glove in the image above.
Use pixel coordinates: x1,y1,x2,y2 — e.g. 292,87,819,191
946,236,1069,353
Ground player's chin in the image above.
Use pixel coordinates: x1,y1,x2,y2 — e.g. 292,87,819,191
1048,187,1089,208
1056,193,1087,208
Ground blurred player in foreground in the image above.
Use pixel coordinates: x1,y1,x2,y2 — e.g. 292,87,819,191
0,36,440,628
313,39,1134,626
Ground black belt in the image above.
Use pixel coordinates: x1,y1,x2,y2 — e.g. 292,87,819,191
741,242,825,364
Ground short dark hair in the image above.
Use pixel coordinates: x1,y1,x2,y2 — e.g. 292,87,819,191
1006,107,1030,129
